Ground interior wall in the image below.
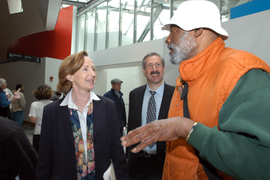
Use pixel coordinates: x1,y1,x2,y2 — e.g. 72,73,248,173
0,60,45,121
222,9,270,65
89,39,164,66
231,0,270,19
89,37,177,87
94,62,147,118
44,57,62,90
0,56,63,122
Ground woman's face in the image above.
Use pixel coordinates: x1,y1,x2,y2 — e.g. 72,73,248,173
67,56,97,92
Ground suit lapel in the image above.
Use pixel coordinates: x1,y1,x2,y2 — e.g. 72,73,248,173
158,83,173,119
59,105,74,144
134,86,146,127
92,100,102,139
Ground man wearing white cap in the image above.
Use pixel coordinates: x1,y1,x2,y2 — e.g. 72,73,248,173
121,0,270,179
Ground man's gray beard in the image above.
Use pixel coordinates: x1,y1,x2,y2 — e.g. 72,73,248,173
168,32,197,65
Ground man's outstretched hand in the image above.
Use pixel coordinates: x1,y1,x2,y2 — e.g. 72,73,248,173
121,117,195,153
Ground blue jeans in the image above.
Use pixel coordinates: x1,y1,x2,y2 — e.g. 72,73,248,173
10,111,24,126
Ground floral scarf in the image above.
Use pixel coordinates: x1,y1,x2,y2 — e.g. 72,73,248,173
70,103,95,180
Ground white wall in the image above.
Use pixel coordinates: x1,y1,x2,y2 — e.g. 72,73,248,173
90,38,178,120
89,39,165,66
44,57,62,90
90,37,178,91
94,62,147,117
222,9,270,65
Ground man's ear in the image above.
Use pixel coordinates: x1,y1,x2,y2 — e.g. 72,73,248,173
194,28,203,38
142,69,146,77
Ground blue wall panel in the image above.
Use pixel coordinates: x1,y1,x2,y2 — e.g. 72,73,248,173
231,0,270,19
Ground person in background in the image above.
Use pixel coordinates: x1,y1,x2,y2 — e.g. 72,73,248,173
104,78,126,136
3,86,14,108
0,78,16,118
50,90,62,101
11,84,26,126
28,84,53,153
126,52,174,180
0,116,38,180
36,51,128,180
121,1,270,179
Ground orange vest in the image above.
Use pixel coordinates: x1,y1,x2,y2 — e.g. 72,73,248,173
162,38,270,180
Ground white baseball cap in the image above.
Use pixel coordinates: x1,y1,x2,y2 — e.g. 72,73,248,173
162,0,228,40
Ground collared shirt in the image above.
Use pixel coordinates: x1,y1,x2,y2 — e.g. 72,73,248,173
60,88,100,160
141,82,164,154
114,90,121,98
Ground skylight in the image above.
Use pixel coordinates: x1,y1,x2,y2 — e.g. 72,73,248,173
7,0,23,14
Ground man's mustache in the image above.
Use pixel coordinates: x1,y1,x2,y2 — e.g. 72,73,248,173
167,44,174,51
150,71,160,75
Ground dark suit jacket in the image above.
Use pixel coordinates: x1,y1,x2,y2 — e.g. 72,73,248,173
103,89,126,127
36,96,128,180
127,83,175,178
0,117,37,180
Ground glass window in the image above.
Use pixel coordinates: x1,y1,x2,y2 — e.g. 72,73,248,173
76,14,86,52
153,8,170,40
96,2,107,51
86,10,95,52
7,0,23,14
108,0,120,48
136,0,150,42
74,0,234,52
121,0,134,46
137,14,150,42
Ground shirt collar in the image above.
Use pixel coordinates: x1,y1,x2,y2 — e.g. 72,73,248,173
146,81,164,96
60,88,100,109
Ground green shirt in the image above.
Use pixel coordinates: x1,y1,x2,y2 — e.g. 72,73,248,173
188,69,270,179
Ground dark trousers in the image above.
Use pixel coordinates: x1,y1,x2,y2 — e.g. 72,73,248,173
129,151,163,180
33,134,40,153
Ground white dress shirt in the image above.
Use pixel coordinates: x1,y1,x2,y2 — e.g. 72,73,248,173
60,88,100,161
141,82,164,154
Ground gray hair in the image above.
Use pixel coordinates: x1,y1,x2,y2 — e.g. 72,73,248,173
142,52,165,69
0,78,6,87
